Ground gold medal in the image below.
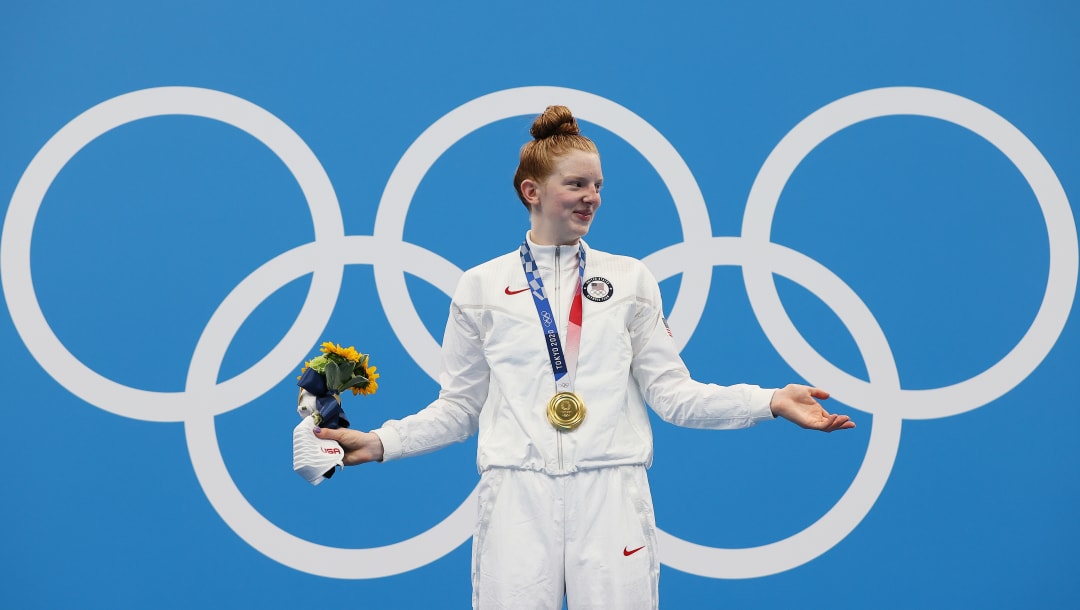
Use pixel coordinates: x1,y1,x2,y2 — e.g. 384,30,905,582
547,392,586,430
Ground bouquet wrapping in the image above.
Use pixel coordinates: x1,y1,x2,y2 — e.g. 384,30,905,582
292,342,379,485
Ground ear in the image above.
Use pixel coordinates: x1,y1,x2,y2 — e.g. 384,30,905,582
520,179,541,206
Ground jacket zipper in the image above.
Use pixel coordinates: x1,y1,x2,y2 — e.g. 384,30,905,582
555,246,563,472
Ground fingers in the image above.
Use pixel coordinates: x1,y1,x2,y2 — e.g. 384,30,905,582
313,426,347,443
775,384,854,432
801,410,855,432
312,427,383,463
821,414,855,432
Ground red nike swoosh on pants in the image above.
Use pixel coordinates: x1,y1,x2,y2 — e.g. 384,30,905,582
623,545,646,556
504,286,529,295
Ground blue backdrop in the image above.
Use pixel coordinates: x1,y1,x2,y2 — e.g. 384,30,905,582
2,2,1077,608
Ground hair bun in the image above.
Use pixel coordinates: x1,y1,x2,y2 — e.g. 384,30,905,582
530,105,580,140
513,105,597,207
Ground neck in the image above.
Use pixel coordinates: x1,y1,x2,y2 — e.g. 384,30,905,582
528,230,580,247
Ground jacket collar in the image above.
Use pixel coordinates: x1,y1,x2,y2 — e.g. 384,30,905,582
524,232,585,269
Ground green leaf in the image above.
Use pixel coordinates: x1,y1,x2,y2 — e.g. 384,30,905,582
324,360,349,391
342,374,369,391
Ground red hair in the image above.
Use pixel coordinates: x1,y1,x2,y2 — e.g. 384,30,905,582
512,105,599,208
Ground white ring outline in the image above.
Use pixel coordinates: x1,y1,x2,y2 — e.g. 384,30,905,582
0,86,346,422
742,87,1078,421
656,86,1077,578
1,86,1073,579
372,86,716,381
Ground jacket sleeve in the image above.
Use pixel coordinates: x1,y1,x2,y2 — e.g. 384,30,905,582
628,269,776,429
372,284,491,461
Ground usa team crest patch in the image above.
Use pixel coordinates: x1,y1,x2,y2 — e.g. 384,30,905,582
583,277,613,302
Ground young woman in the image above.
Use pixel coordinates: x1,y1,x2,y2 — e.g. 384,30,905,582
313,105,855,609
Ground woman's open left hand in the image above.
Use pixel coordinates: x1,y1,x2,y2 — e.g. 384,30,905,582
769,384,856,432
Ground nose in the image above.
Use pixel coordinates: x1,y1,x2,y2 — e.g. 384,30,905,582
584,186,601,204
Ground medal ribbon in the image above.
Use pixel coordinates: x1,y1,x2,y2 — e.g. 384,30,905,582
519,241,585,394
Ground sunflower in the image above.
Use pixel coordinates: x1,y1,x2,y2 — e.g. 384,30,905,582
297,341,379,398
321,341,361,363
351,365,379,396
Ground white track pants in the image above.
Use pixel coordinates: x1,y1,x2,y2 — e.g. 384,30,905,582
472,465,660,610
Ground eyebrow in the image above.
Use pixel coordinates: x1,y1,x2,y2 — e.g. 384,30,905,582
564,174,604,183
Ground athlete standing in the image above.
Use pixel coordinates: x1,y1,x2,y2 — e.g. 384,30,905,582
313,105,855,609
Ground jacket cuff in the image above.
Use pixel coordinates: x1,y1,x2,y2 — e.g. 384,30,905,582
751,387,778,421
371,424,403,462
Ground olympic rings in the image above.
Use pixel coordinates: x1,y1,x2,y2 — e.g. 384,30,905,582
1,85,1074,580
1,87,347,421
742,87,1078,422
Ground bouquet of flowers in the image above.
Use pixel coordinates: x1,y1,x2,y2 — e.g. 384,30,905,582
292,342,379,485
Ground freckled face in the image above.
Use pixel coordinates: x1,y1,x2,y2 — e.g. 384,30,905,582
521,150,603,246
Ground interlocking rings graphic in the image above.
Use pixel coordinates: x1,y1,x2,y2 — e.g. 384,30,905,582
2,85,1075,580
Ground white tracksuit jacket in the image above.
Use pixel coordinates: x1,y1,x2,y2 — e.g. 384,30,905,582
373,235,776,472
